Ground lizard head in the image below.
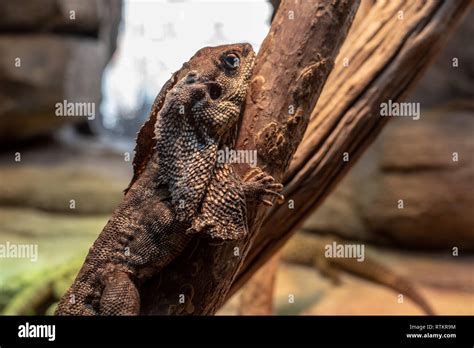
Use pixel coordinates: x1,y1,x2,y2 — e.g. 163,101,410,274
169,43,256,138
182,43,255,103
126,44,255,194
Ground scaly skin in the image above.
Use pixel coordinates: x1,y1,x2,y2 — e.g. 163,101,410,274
56,43,283,315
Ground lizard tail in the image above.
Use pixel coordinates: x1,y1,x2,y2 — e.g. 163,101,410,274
332,257,436,315
281,233,435,315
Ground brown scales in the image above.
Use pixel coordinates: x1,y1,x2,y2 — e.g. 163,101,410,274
56,43,283,315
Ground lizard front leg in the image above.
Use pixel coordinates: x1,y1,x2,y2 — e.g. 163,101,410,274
188,165,284,240
242,167,284,206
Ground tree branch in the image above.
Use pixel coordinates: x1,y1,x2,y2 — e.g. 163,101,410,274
238,253,280,315
140,0,360,315
228,0,472,298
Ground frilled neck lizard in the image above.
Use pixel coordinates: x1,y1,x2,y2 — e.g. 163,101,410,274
56,44,283,315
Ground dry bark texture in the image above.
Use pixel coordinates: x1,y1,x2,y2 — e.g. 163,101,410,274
140,0,360,315
228,0,471,298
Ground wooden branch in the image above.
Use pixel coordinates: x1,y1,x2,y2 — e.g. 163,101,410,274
228,0,472,297
238,253,280,315
140,0,360,315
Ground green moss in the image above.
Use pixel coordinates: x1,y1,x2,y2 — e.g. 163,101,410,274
0,207,105,283
45,302,58,316
1,255,84,315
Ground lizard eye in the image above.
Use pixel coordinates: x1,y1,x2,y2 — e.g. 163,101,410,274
223,53,240,69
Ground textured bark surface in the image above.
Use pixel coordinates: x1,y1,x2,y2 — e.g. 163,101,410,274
140,0,360,315
228,0,472,298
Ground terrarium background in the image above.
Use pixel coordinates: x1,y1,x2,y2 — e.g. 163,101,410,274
0,0,472,315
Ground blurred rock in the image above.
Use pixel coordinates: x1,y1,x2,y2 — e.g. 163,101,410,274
0,135,130,214
304,106,474,249
408,9,474,107
0,166,124,214
0,36,108,142
0,0,97,33
0,134,130,283
0,0,122,144
0,0,121,49
360,107,474,249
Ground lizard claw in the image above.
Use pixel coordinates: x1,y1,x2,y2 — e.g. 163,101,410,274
261,199,274,207
243,167,285,206
242,167,262,182
265,188,285,203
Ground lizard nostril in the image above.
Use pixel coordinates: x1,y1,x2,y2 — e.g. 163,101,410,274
186,73,197,84
208,83,222,100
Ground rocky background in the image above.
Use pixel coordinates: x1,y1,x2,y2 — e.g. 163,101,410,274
0,0,122,144
0,1,472,315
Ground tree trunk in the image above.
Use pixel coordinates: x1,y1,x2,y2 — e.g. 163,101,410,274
238,253,280,315
228,0,471,298
140,0,360,315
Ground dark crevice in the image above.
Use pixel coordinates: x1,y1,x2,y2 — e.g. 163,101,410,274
381,164,454,173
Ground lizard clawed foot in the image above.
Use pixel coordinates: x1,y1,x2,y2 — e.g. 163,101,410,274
243,167,284,207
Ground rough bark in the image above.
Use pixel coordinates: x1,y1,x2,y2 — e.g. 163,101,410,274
228,0,472,297
140,0,360,315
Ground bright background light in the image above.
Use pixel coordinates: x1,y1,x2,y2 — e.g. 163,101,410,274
101,0,271,137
